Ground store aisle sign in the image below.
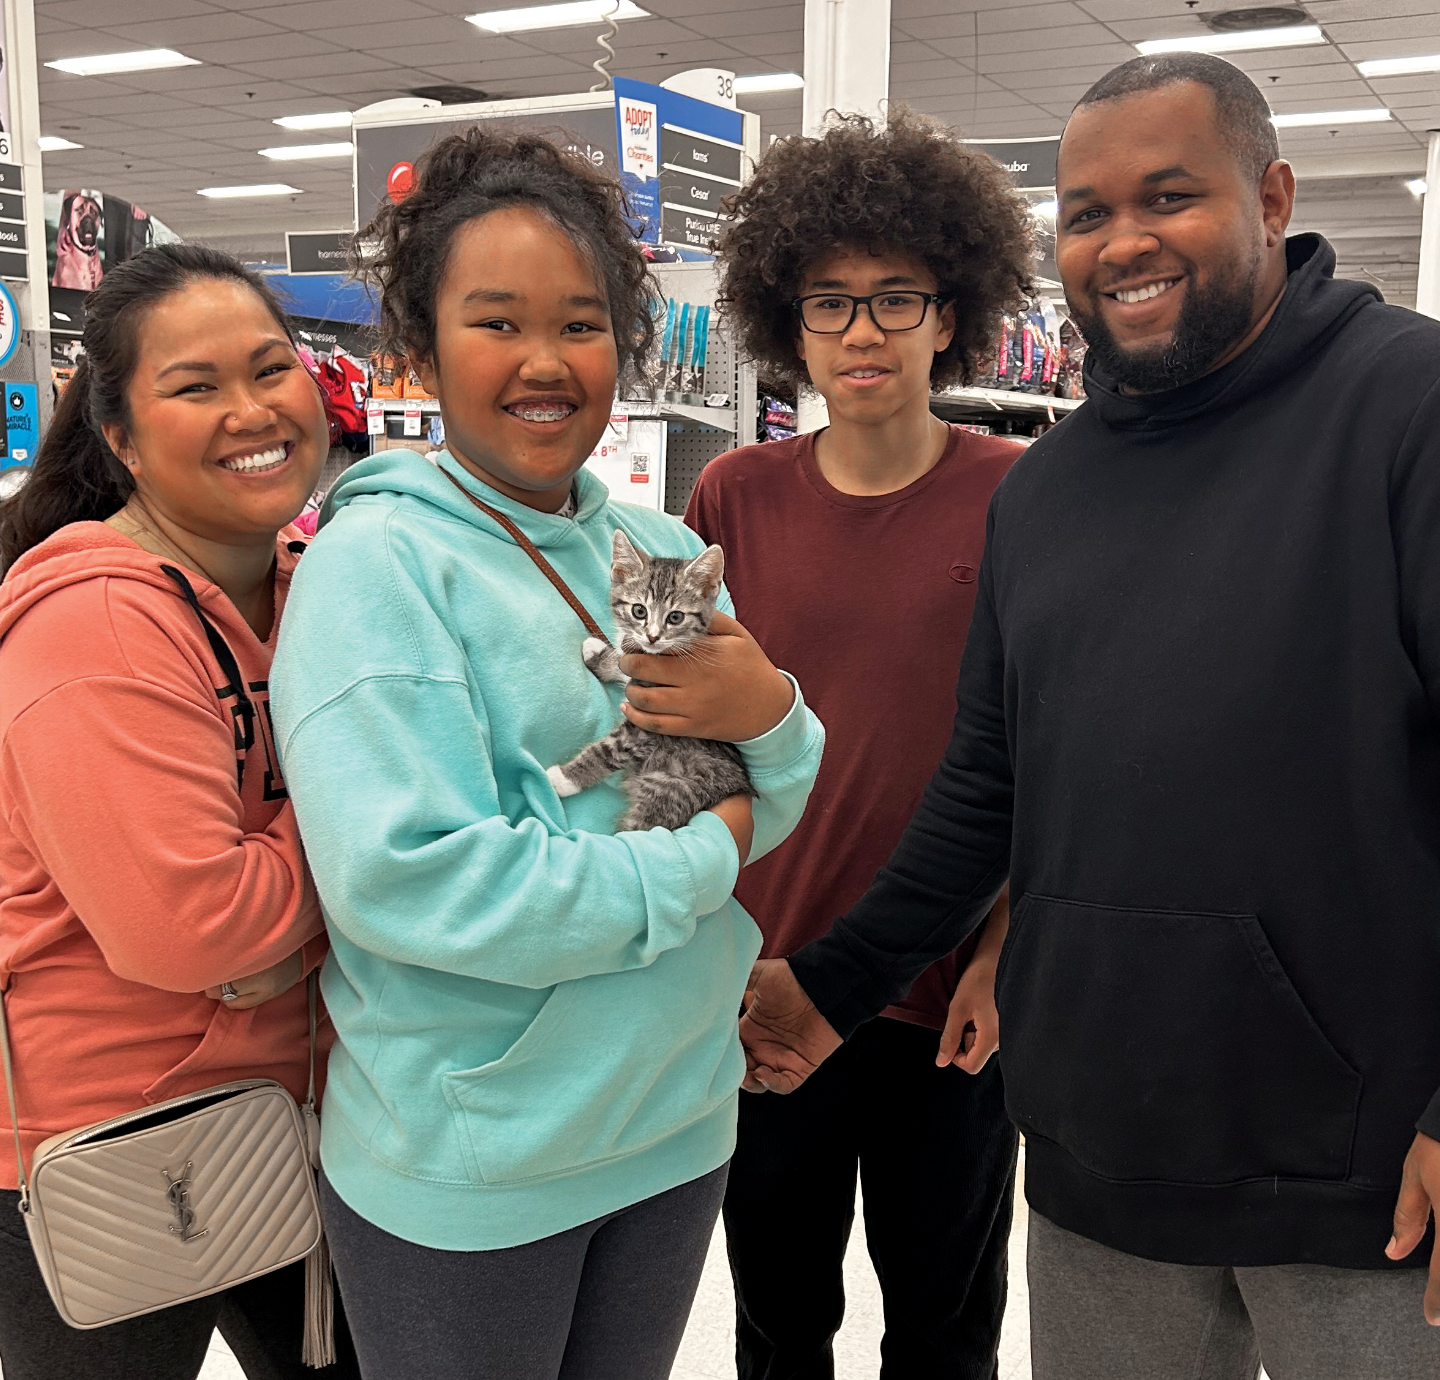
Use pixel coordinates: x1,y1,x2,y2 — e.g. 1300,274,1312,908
967,137,1059,190
355,101,619,230
613,77,742,261
287,230,355,275
0,165,23,278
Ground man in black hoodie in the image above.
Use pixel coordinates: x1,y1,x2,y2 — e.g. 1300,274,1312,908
739,53,1440,1379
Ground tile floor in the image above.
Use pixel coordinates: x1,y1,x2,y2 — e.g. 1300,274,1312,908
192,1162,1035,1380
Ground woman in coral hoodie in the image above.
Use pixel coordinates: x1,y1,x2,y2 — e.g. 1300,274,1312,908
0,246,359,1379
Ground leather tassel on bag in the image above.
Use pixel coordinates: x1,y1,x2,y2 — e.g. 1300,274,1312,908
302,1228,336,1368
300,997,335,1369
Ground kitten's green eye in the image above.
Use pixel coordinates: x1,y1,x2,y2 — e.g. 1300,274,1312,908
666,611,685,625
631,604,647,620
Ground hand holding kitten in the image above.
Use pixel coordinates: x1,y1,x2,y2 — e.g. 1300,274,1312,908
619,611,795,743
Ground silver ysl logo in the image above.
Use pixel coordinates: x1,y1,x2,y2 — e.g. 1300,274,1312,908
161,1162,208,1243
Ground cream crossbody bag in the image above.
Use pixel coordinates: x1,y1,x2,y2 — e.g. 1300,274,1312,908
0,972,335,1366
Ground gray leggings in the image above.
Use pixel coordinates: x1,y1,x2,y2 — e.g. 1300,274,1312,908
1027,1209,1440,1380
319,1165,727,1380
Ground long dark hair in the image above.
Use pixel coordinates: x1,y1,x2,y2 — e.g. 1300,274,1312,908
0,244,294,576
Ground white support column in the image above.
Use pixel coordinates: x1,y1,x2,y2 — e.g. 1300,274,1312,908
797,0,891,433
4,0,51,432
1417,130,1440,320
802,0,892,136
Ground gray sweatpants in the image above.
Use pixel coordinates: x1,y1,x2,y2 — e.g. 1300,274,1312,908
1028,1210,1440,1380
319,1165,727,1380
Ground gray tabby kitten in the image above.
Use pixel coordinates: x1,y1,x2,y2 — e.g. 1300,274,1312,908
546,529,755,831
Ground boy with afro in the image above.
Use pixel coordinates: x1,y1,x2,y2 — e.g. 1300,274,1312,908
686,110,1035,1377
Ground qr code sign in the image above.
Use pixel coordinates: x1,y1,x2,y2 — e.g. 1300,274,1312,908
630,452,651,483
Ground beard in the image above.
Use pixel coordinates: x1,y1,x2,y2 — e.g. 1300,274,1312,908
1071,250,1262,394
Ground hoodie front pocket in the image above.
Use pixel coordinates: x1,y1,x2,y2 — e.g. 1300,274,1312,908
439,918,751,1186
997,894,1361,1186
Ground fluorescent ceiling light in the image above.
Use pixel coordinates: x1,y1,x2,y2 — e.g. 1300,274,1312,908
258,142,354,160
46,48,200,77
274,111,353,131
1271,107,1392,128
1359,53,1440,77
1407,178,1428,198
734,72,804,94
37,136,83,151
197,184,301,199
1135,25,1322,56
466,1,649,35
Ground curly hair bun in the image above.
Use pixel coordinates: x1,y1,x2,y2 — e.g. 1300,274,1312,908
357,125,658,381
716,108,1035,390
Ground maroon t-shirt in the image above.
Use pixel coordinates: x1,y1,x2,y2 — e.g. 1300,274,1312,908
686,425,1020,1029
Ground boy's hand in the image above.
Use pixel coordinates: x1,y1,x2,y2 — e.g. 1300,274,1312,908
619,612,794,742
1386,1130,1440,1323
739,959,843,1093
937,889,1010,1072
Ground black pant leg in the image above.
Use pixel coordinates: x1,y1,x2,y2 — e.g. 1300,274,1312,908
853,1018,1018,1380
0,1188,218,1380
217,1258,362,1380
723,1037,863,1380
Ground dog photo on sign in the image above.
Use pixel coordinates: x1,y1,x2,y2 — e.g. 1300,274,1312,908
52,190,105,291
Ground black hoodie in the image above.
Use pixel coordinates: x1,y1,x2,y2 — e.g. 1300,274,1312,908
789,235,1440,1269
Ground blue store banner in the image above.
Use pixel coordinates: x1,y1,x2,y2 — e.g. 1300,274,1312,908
613,77,743,260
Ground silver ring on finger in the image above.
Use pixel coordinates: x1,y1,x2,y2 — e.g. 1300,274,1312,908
220,982,239,1002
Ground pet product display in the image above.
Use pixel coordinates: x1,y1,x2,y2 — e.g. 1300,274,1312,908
760,397,797,444
369,354,403,400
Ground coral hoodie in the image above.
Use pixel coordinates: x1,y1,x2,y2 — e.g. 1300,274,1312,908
0,522,327,1187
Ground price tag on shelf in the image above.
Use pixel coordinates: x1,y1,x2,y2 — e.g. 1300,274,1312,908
403,401,422,437
366,399,384,436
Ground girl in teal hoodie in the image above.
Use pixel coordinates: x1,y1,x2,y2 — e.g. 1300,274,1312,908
269,130,823,1378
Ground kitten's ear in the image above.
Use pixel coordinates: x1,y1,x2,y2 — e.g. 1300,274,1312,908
611,528,646,583
682,544,725,599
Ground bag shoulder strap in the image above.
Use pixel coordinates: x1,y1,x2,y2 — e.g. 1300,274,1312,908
437,466,610,645
0,981,27,1209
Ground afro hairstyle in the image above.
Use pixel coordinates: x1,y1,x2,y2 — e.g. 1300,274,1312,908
716,108,1035,390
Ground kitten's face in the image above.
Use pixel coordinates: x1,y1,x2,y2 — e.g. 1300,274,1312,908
609,529,724,655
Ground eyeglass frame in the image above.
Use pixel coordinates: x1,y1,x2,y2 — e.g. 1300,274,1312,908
791,291,950,335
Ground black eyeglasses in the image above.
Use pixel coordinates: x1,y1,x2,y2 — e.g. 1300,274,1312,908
793,291,947,335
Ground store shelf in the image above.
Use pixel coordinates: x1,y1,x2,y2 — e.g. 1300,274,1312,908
624,401,736,430
931,386,1083,416
370,397,736,430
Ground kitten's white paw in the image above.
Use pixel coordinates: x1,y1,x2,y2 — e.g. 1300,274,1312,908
546,765,581,798
582,637,608,664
